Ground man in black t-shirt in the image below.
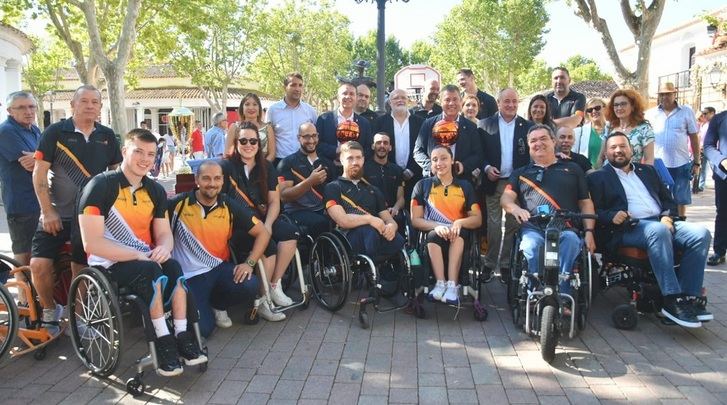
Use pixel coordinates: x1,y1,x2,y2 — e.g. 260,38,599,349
501,124,596,295
457,68,497,120
363,133,406,234
547,67,586,129
556,126,593,174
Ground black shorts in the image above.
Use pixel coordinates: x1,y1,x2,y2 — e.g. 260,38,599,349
106,259,184,306
232,217,299,257
425,229,472,250
7,212,39,254
31,219,86,263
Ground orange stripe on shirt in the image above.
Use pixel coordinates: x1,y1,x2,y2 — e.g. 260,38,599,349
55,142,92,177
34,150,44,160
518,176,562,210
326,200,338,209
291,169,323,199
83,206,101,216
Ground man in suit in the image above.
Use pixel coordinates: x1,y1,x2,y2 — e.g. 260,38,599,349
317,82,373,164
374,88,424,201
478,88,532,280
414,84,482,181
704,110,727,266
588,132,712,328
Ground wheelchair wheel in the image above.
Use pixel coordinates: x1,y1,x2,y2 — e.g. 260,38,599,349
309,233,351,312
68,267,123,377
0,284,18,360
507,251,527,308
612,304,638,330
540,304,558,364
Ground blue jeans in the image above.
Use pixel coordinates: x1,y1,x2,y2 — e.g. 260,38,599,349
620,220,710,296
667,162,692,205
345,225,405,259
519,227,581,295
186,262,259,337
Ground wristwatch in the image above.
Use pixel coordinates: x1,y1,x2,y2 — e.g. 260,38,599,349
245,258,256,267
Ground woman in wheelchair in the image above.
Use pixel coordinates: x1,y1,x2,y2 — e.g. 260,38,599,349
411,145,482,305
223,121,298,322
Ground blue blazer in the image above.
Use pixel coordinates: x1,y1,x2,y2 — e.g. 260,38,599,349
477,114,532,195
316,111,372,161
587,163,676,250
413,114,483,178
704,110,727,181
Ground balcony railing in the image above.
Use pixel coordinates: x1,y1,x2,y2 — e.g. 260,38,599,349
658,69,692,90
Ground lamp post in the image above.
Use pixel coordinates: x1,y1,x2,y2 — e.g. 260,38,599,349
354,0,409,113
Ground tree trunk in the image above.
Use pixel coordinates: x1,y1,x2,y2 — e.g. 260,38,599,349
103,66,128,135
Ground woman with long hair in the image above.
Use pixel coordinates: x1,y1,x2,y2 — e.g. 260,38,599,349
224,122,297,321
527,94,555,130
411,145,482,305
573,97,609,168
226,93,276,161
604,88,654,165
461,94,480,123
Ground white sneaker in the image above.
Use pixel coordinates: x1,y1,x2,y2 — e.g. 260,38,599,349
429,280,447,302
256,299,286,322
443,281,460,305
270,283,293,307
214,309,232,328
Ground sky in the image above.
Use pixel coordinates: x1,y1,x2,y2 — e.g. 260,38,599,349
334,0,727,73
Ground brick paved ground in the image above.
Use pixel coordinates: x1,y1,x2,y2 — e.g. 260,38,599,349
0,181,725,404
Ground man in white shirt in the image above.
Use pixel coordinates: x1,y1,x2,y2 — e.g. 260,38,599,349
266,72,318,162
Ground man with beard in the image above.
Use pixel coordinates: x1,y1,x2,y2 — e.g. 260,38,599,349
373,88,424,201
355,84,378,124
317,82,373,163
169,160,270,337
588,132,712,328
267,72,318,162
277,122,335,238
411,79,442,120
556,126,593,174
364,133,405,229
324,141,404,259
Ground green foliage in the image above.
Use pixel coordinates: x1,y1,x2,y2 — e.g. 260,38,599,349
22,37,71,129
409,40,434,66
515,59,551,96
562,55,612,83
350,30,411,89
429,0,549,92
247,0,353,110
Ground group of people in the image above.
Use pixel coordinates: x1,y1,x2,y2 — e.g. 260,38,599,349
0,64,723,376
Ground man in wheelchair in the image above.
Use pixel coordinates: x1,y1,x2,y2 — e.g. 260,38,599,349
169,160,270,337
363,132,407,232
277,122,335,238
500,124,596,301
587,132,712,328
78,129,206,376
324,141,406,294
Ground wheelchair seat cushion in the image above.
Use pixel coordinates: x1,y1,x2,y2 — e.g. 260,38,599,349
617,247,649,260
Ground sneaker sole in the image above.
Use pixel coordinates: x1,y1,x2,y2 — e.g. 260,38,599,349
697,314,714,322
660,309,702,328
157,367,184,377
216,321,233,328
183,355,208,366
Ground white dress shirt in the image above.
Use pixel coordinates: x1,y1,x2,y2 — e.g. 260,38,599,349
498,113,516,178
392,112,410,169
614,165,662,219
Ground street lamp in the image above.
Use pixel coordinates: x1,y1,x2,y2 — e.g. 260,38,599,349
708,64,726,97
354,0,410,113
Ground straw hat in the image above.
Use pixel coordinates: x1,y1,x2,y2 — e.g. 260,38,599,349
657,82,678,94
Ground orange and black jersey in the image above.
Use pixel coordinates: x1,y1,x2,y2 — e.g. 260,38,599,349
222,159,278,215
276,150,335,212
78,170,167,268
34,118,122,219
506,161,588,220
324,177,386,216
168,191,259,278
411,177,479,224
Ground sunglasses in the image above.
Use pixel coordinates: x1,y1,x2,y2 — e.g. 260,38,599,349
238,138,259,146
585,105,602,114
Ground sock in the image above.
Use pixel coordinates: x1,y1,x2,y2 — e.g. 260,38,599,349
152,317,170,338
174,319,187,336
42,308,56,323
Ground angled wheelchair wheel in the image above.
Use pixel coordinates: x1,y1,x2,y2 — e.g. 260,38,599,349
309,232,351,312
508,251,527,309
68,267,123,377
0,284,18,360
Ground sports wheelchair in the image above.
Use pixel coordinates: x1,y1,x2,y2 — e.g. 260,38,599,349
414,228,489,321
308,227,415,329
67,265,208,397
507,209,597,363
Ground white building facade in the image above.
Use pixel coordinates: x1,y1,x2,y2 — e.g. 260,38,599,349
0,23,33,121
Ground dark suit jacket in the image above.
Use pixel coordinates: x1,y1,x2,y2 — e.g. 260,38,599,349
373,113,424,179
414,114,483,178
477,114,532,195
587,163,676,250
316,111,372,161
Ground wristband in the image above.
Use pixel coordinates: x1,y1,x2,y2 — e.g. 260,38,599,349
584,229,594,233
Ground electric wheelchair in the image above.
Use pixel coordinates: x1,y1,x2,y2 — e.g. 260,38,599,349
506,209,597,363
66,265,208,397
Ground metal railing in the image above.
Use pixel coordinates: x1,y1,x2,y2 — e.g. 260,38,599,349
658,69,692,90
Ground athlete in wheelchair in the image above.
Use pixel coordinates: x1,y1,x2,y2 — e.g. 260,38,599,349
410,145,487,320
588,132,712,329
69,129,206,396
501,124,596,363
310,141,413,328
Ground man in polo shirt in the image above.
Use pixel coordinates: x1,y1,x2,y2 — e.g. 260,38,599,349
556,126,593,174
0,92,41,270
456,68,497,120
364,132,406,229
79,128,206,375
411,79,442,120
355,84,378,125
324,141,404,260
31,85,122,335
547,67,586,128
169,160,269,337
266,72,318,162
646,82,699,218
316,82,373,163
277,122,335,238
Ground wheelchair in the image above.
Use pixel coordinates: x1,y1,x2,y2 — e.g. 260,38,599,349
67,265,208,397
507,209,597,364
0,250,71,361
414,228,489,321
308,227,415,329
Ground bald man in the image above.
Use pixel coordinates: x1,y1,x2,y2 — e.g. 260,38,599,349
556,126,593,174
411,79,442,120
355,84,378,124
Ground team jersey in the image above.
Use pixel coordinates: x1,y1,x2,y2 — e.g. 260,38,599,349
411,177,479,224
222,159,278,217
276,150,334,212
35,118,122,219
363,159,404,209
77,170,167,268
324,176,386,217
169,191,259,278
